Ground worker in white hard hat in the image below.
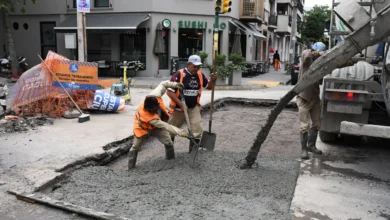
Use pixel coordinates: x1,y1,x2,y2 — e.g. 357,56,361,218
167,55,218,153
297,42,326,160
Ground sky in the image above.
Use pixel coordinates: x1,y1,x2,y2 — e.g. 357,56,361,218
304,0,333,10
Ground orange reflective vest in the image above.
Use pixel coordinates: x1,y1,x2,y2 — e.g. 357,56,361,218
134,97,169,138
169,69,203,113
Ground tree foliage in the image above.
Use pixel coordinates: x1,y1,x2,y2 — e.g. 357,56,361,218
302,5,331,44
0,0,36,13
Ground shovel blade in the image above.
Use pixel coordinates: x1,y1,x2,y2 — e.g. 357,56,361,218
200,131,217,151
189,142,200,166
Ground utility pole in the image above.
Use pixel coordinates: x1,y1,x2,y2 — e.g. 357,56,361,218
76,0,88,62
289,0,298,70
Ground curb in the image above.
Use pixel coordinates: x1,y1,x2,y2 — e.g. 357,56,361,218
131,84,269,90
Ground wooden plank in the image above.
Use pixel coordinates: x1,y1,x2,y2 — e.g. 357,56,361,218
8,191,131,220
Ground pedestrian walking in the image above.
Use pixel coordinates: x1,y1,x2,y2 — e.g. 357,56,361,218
273,50,280,71
128,80,192,170
167,55,218,152
297,42,326,160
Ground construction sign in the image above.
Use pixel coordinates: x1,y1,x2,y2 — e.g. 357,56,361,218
51,60,98,90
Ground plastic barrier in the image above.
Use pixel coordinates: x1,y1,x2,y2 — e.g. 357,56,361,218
89,91,125,112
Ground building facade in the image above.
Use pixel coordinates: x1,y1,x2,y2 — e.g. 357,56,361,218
4,0,270,77
270,0,306,65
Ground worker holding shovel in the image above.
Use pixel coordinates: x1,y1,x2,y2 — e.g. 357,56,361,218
167,55,218,153
297,42,326,160
128,80,193,170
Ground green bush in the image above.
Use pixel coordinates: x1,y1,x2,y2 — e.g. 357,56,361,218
216,54,226,66
196,51,208,64
229,53,245,65
229,53,246,72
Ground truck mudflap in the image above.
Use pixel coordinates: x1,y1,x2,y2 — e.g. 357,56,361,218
340,121,390,139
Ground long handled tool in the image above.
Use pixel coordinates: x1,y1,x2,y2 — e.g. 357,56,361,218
179,88,200,166
38,55,90,123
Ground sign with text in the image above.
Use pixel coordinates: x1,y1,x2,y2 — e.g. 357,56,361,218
52,60,98,90
77,0,90,12
90,91,124,112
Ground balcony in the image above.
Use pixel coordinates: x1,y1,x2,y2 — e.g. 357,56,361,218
268,14,278,29
275,15,291,33
240,0,265,23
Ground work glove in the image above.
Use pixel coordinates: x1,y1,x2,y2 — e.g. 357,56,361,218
179,129,194,140
176,82,184,89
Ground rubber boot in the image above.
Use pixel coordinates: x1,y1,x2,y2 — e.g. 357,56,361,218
308,128,322,155
300,132,309,160
165,145,175,160
189,139,200,153
128,149,138,170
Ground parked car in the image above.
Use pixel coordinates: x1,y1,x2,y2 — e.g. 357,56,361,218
291,56,300,85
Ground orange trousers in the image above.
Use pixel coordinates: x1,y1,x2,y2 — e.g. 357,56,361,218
274,59,279,71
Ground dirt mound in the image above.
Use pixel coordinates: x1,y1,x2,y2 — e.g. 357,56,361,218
0,116,54,133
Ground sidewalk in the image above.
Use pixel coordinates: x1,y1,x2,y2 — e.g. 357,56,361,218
98,69,291,90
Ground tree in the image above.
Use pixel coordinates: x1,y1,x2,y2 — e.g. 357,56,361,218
302,5,331,45
240,5,390,169
0,0,37,79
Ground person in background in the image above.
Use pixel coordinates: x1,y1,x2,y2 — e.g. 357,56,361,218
273,50,280,71
128,81,192,170
167,55,217,153
297,42,326,160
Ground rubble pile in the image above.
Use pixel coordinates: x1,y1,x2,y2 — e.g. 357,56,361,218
0,116,54,133
0,78,9,116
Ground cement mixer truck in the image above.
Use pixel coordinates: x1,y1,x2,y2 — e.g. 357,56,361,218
319,0,390,142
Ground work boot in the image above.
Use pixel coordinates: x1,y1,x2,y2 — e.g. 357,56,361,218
308,128,322,155
165,145,175,160
300,132,309,160
188,139,200,153
128,149,138,170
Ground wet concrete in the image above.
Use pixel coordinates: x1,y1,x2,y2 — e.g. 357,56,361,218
291,137,390,220
45,105,301,219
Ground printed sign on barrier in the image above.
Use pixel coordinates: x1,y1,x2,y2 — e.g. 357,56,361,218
90,91,121,112
51,60,98,90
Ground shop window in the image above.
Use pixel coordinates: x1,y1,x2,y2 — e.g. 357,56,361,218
159,30,170,69
178,29,204,66
87,33,112,61
120,29,147,70
95,0,109,7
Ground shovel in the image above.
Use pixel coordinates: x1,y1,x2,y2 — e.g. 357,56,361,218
200,76,217,151
179,88,201,166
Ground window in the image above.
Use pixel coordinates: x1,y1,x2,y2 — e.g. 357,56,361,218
73,0,76,8
95,0,109,7
13,22,19,30
178,29,204,59
87,33,112,61
120,29,147,70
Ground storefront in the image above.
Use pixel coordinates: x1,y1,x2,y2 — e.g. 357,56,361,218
54,13,266,77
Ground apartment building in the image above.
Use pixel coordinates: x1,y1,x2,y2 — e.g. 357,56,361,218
2,0,271,77
272,0,305,63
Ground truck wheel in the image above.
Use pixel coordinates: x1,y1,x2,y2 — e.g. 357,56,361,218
319,131,337,143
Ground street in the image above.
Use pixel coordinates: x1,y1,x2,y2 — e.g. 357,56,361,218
0,82,389,219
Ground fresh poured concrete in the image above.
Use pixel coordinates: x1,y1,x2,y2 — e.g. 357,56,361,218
47,105,301,220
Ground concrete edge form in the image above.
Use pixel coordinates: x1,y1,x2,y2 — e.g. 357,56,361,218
340,121,390,139
7,190,131,220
